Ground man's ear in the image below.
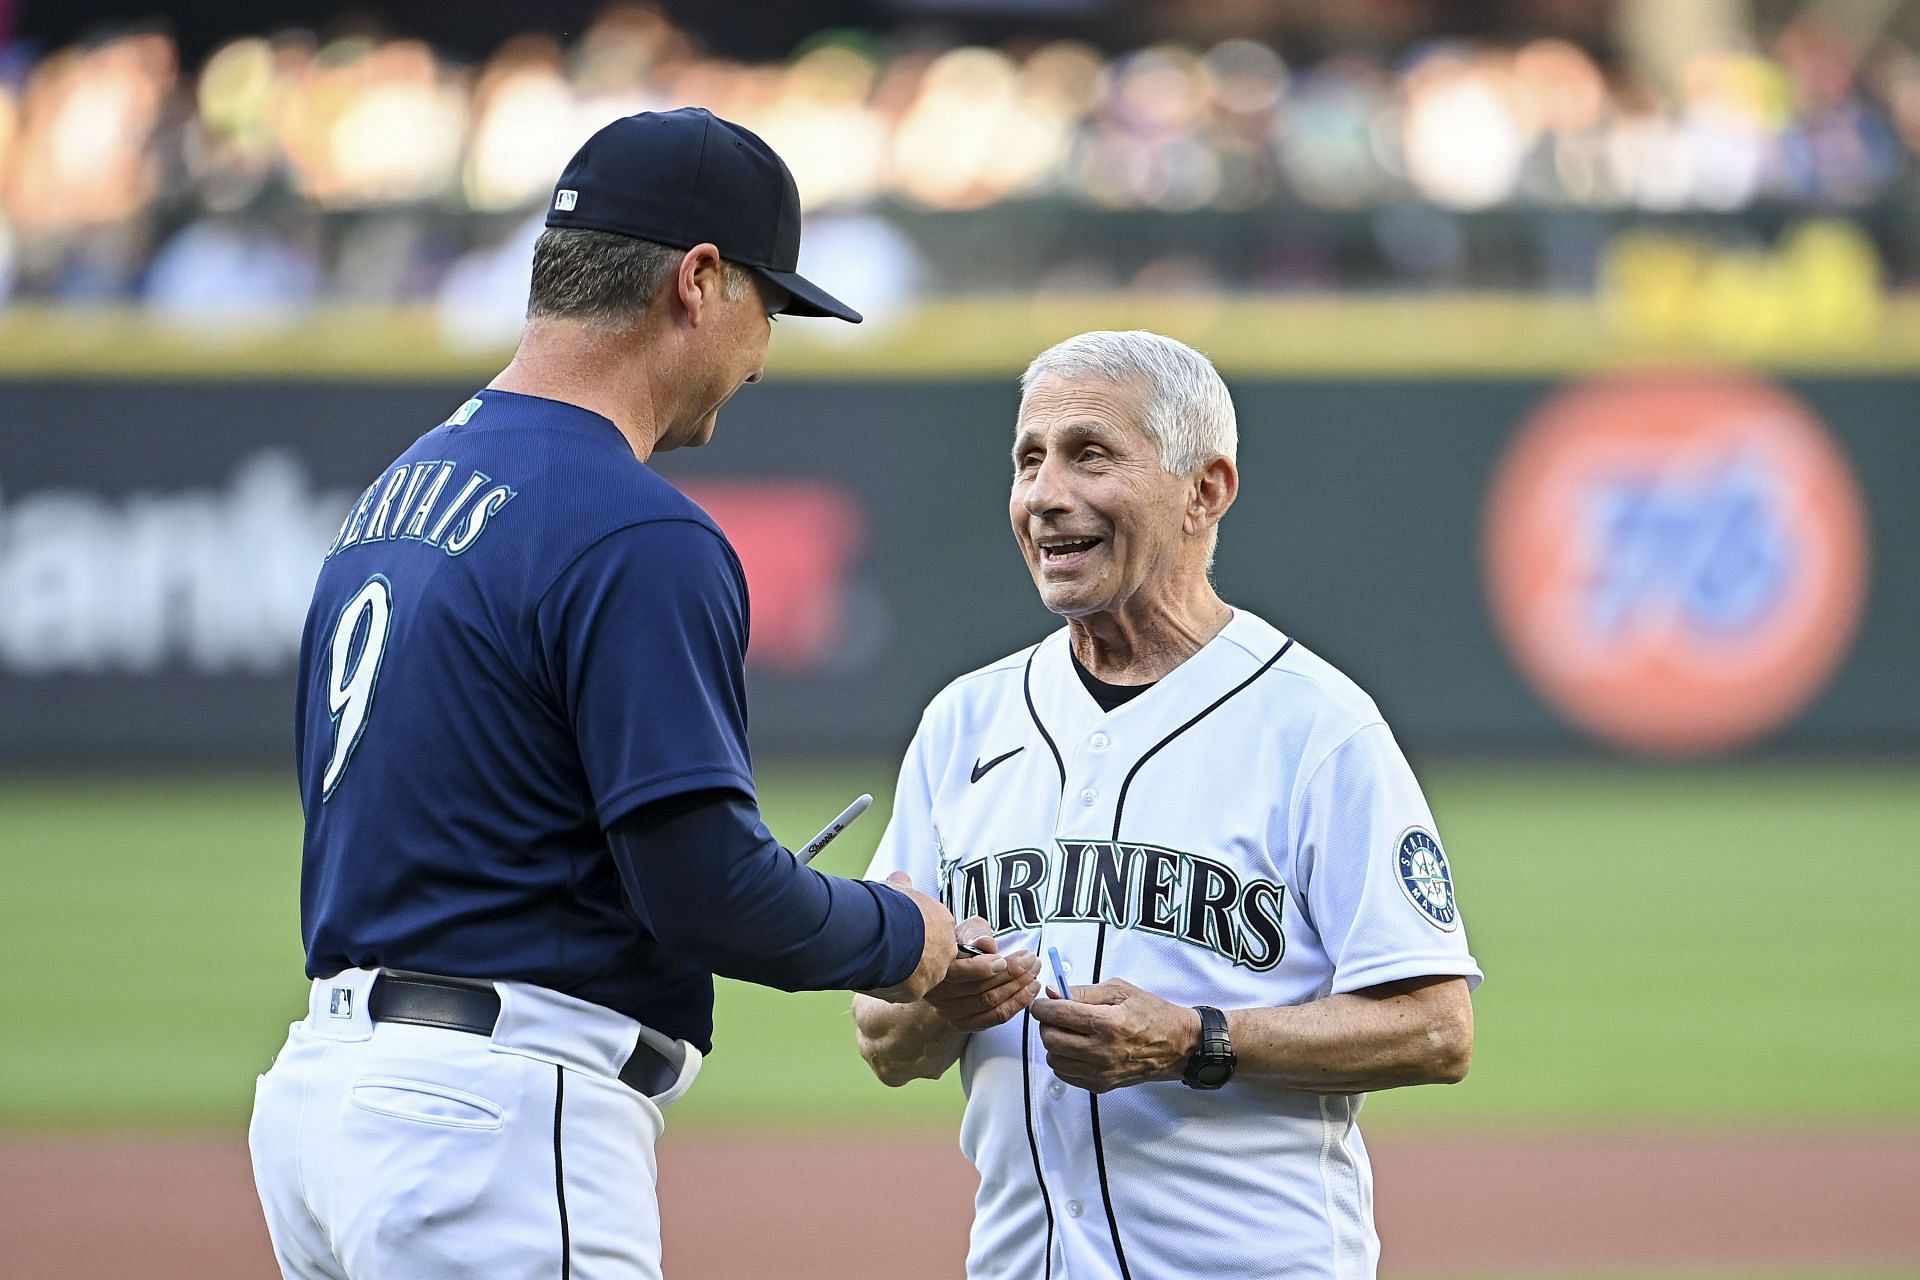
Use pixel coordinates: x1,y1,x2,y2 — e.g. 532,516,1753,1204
1188,456,1238,535
675,243,725,326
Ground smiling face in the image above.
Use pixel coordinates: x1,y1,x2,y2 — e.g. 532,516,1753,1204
1010,372,1206,621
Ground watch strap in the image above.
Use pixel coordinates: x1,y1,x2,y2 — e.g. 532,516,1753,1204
1182,1004,1235,1089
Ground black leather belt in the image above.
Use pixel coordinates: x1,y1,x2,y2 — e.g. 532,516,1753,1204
368,970,679,1098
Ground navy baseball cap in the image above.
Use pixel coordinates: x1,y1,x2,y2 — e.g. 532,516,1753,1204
545,107,861,323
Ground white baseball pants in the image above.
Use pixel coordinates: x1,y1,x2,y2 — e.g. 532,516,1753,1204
249,968,701,1280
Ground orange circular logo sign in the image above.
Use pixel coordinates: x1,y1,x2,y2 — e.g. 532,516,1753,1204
1483,373,1871,755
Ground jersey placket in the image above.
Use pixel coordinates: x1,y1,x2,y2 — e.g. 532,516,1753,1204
1031,717,1126,1280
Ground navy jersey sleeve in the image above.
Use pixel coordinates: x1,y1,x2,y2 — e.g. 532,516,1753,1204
536,519,755,827
609,789,924,993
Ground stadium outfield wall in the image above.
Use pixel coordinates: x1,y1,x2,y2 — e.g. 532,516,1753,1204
0,299,1916,765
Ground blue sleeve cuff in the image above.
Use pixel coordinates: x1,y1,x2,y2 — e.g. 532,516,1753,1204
864,879,927,990
609,790,928,993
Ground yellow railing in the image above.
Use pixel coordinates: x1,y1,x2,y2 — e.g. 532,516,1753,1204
2,294,1918,380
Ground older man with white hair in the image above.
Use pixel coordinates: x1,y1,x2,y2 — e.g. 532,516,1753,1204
854,330,1481,1280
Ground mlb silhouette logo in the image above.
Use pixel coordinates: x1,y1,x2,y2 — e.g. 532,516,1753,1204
554,189,579,212
329,988,353,1019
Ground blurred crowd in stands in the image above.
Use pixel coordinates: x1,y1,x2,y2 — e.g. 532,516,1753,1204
1,3,1916,321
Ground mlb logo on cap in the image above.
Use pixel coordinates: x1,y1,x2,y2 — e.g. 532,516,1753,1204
553,189,578,212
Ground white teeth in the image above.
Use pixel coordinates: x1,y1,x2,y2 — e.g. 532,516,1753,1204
1041,538,1099,557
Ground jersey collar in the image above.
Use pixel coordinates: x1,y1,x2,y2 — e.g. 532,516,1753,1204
1028,609,1291,741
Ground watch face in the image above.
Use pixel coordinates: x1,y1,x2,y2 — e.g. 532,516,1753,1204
1194,1059,1232,1087
1185,1006,1233,1088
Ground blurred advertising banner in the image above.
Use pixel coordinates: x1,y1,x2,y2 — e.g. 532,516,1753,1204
0,374,1913,764
1483,374,1872,756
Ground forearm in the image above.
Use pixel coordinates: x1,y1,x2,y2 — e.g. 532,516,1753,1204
1228,977,1473,1093
852,994,969,1087
610,790,922,992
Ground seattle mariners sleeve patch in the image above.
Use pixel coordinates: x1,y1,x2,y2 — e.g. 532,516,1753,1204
1395,828,1459,931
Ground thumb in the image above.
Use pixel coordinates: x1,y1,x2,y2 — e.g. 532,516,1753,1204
1073,980,1130,1006
883,871,917,892
958,916,996,952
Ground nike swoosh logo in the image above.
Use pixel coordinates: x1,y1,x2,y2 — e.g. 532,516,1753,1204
970,747,1025,784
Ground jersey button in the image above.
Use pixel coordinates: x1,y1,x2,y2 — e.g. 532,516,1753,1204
1066,1200,1084,1218
1089,732,1110,752
1078,787,1097,805
1048,1080,1066,1099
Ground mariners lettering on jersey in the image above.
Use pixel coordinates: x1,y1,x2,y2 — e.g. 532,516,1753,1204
324,461,518,561
944,840,1287,971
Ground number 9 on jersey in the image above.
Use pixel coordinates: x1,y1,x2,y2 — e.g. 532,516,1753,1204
322,575,394,799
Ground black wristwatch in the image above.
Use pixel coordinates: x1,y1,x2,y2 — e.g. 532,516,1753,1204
1181,1005,1235,1090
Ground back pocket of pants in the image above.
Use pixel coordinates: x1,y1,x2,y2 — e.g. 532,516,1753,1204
349,1076,505,1130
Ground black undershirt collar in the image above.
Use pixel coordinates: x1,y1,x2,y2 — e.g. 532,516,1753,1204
1070,651,1156,712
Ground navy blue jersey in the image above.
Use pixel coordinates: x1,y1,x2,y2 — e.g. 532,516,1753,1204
296,389,892,1046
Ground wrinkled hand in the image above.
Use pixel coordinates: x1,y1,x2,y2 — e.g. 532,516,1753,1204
923,920,1042,1033
861,873,957,1004
1029,978,1202,1094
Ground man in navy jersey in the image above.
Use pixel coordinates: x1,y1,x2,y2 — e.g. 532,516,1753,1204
250,108,959,1280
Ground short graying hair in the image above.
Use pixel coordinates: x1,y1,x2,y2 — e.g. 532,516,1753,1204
527,227,753,330
1018,330,1238,474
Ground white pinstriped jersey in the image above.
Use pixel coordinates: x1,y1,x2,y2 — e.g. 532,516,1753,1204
867,610,1482,1280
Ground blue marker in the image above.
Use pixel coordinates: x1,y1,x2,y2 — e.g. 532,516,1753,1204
1046,945,1073,1001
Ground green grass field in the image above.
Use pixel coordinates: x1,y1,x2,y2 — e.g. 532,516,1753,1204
2,761,1917,1132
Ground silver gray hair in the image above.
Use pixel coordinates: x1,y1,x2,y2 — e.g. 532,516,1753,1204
1018,330,1237,474
527,227,753,332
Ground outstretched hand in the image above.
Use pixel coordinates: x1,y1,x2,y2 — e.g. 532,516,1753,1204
923,921,1042,1033
1029,978,1201,1094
